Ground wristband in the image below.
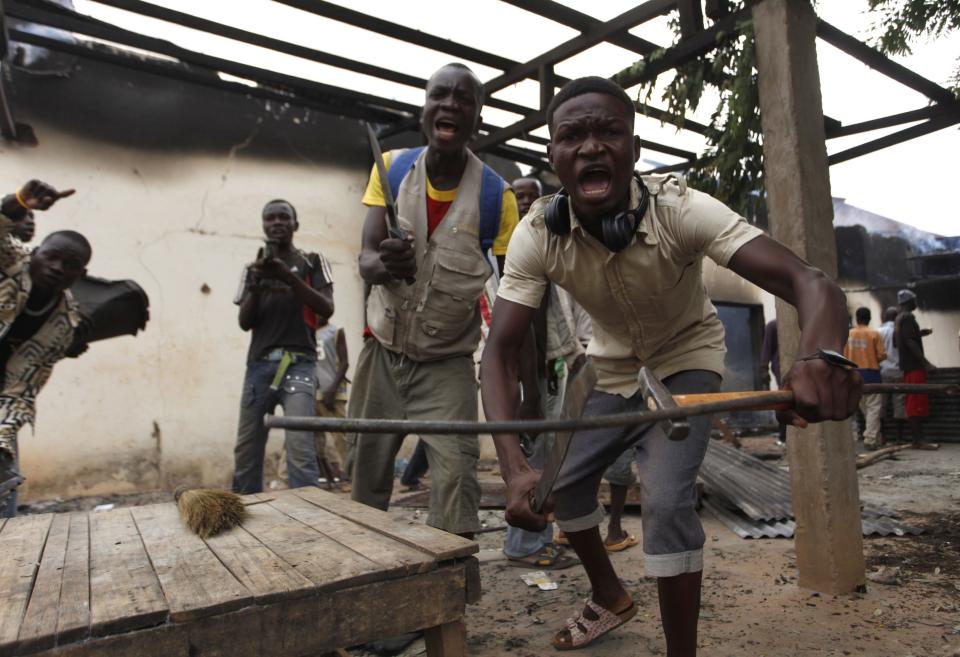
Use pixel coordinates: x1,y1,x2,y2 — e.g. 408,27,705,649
14,189,30,210
797,348,857,370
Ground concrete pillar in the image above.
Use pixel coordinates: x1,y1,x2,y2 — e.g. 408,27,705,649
753,0,866,594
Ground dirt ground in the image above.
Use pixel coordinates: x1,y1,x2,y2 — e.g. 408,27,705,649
16,440,960,657
367,441,960,657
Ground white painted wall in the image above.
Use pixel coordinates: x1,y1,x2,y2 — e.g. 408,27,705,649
2,120,369,499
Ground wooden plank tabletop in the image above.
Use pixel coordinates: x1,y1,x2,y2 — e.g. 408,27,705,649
1,487,477,656
0,514,53,657
129,504,252,622
16,514,72,654
55,514,91,644
294,487,478,561
201,513,314,606
88,508,169,637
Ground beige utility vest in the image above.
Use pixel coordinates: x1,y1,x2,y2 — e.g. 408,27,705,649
367,149,493,362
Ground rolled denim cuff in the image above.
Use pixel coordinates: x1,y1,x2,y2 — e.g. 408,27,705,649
555,504,605,533
643,549,703,578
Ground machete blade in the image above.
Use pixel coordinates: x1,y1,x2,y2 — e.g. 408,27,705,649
365,122,415,285
364,122,401,237
531,358,598,513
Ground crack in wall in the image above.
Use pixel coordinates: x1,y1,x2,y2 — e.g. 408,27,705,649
194,115,263,231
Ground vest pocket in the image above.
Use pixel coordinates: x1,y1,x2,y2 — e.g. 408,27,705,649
370,303,398,347
425,250,490,317
409,311,481,360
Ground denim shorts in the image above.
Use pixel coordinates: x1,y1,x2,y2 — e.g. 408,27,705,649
552,369,721,577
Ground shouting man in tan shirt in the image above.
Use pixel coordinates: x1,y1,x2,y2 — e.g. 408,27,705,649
480,77,861,655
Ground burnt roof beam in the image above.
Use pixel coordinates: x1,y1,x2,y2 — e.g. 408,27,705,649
827,102,960,139
816,19,956,104
636,101,711,136
87,0,532,118
9,28,407,124
5,2,421,116
611,9,747,89
473,9,746,153
271,0,521,72
677,0,704,39
0,60,17,140
487,143,551,170
0,0,8,56
639,139,696,160
828,112,960,165
641,159,700,175
483,0,676,96
496,0,663,56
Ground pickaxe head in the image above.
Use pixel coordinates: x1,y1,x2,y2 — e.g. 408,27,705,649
638,367,690,441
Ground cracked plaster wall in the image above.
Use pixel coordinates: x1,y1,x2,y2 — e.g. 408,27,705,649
0,57,819,501
1,58,378,500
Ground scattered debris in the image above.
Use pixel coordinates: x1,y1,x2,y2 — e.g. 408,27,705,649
857,444,911,469
866,565,902,585
92,503,114,512
711,416,741,448
520,571,558,591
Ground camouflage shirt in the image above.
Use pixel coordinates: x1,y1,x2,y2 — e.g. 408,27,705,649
0,212,80,455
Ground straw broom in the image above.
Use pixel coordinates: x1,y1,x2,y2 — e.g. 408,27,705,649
173,485,248,538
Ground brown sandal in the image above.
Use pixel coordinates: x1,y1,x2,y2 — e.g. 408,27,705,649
506,544,580,570
552,599,637,650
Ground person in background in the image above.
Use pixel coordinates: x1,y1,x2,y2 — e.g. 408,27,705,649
759,319,787,446
844,307,886,449
0,180,87,517
895,289,937,450
314,318,350,490
11,210,35,243
554,290,639,553
878,306,906,444
502,177,579,569
232,199,334,493
400,439,429,491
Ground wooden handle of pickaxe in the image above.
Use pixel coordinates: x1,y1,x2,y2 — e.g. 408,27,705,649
673,383,956,413
675,390,793,411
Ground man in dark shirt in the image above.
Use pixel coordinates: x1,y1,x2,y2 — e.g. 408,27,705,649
895,289,937,449
232,199,335,493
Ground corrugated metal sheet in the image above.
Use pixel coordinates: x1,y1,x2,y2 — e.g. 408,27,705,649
700,440,923,539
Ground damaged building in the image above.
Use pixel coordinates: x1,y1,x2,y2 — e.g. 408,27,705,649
1,3,957,505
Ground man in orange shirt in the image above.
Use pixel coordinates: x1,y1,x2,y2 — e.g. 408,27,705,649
844,307,886,448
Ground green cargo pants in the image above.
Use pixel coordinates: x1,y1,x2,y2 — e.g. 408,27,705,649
349,339,480,535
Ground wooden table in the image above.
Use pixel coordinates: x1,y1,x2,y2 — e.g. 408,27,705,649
0,488,479,657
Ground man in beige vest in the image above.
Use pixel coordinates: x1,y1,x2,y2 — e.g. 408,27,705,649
350,63,521,536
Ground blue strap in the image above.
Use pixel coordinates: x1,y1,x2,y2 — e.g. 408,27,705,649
387,146,503,252
387,146,425,202
478,164,504,253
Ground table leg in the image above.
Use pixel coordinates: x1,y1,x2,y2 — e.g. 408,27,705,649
425,619,466,657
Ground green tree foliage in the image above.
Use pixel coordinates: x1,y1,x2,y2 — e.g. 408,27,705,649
636,12,764,218
867,0,960,92
635,1,957,218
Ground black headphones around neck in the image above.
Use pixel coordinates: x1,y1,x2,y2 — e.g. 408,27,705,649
544,171,649,252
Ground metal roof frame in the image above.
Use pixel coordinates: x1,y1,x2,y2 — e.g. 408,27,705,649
2,0,959,173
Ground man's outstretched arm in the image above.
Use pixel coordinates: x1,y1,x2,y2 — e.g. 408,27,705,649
728,235,861,427
480,297,547,532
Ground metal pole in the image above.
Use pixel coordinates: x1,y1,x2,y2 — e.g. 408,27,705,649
264,383,958,434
